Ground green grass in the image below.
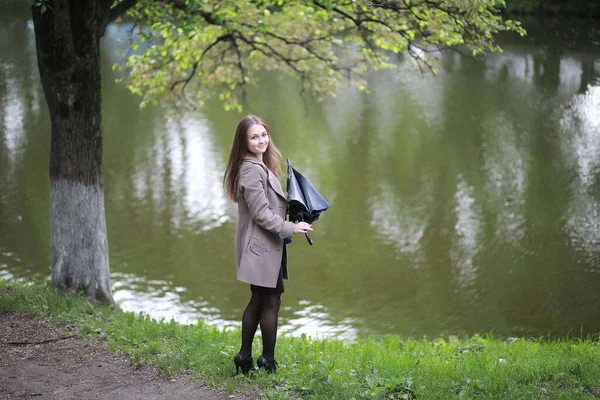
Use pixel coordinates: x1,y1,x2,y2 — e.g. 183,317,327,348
2,278,600,399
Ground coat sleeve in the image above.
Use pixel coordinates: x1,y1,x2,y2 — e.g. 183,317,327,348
239,163,295,239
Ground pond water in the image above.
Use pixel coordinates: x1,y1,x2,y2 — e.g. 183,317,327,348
1,16,599,339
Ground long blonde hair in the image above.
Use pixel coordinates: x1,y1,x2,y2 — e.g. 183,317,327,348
224,115,283,202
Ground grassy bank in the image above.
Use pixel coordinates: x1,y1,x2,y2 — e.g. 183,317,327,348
2,279,600,399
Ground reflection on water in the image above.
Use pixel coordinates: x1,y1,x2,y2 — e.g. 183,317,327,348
112,272,234,327
451,177,481,288
483,49,587,102
112,272,357,339
2,65,26,164
485,51,536,84
1,20,39,171
481,112,528,247
371,182,427,261
0,269,13,280
2,18,600,339
281,301,357,339
130,115,231,233
562,84,600,268
559,57,583,97
568,84,600,186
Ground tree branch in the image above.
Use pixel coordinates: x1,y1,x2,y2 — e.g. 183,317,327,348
100,0,138,37
234,32,303,75
7,335,76,346
170,61,199,92
170,32,234,94
231,38,248,107
164,0,218,24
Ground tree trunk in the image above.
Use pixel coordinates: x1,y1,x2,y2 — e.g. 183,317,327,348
31,0,113,302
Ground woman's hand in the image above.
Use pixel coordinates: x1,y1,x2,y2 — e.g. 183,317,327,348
294,222,313,234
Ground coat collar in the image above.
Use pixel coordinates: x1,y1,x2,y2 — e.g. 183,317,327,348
243,152,265,166
243,153,286,200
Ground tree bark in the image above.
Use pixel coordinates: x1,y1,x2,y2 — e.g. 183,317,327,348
31,0,113,302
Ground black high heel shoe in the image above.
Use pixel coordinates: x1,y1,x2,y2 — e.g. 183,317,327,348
234,353,254,375
257,355,277,373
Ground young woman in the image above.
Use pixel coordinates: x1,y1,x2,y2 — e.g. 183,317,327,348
224,115,312,374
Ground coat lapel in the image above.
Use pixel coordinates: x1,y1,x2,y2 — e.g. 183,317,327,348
267,170,286,199
243,154,287,200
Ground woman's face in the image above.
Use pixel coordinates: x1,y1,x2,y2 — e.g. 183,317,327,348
246,123,269,158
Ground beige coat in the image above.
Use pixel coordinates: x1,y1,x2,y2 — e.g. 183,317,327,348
235,154,295,287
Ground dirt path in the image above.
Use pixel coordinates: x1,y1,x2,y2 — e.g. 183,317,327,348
0,312,254,399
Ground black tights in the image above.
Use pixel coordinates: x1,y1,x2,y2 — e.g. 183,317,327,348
239,291,281,360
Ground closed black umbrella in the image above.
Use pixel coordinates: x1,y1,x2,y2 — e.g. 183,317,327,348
286,158,329,245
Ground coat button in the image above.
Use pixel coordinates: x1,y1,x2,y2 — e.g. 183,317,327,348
279,232,287,238
266,246,271,252
268,203,274,209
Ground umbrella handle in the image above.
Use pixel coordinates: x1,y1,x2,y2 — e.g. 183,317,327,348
305,233,313,246
297,215,314,245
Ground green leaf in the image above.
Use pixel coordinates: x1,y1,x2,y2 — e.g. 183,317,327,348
120,0,525,111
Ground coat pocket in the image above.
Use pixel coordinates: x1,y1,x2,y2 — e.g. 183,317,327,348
247,234,274,257
247,236,264,256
